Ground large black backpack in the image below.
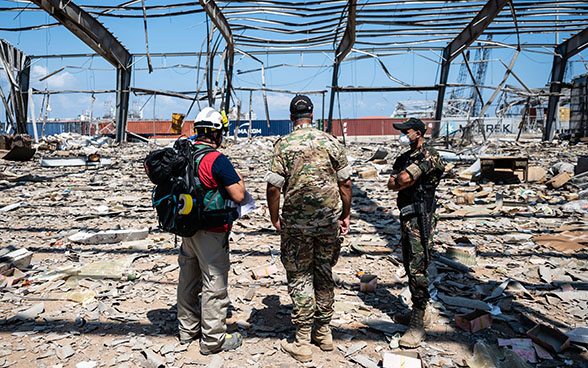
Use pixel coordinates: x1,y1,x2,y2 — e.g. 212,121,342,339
144,138,238,237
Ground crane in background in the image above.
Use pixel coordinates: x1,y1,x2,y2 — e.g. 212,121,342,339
447,36,492,118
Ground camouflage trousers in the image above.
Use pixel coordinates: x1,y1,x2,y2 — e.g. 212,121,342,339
400,211,437,310
280,228,342,328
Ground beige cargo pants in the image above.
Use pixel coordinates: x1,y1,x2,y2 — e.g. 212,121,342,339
177,230,230,353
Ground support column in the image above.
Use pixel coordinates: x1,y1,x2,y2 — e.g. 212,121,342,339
0,40,29,134
433,0,510,138
326,62,340,134
544,55,566,141
433,49,450,138
544,27,588,141
30,0,133,141
327,0,356,134
199,0,234,113
115,66,132,143
16,56,31,134
224,48,234,114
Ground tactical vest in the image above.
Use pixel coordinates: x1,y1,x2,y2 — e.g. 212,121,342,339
397,149,439,215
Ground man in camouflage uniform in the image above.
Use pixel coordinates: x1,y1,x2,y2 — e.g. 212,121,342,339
387,118,445,348
266,95,352,362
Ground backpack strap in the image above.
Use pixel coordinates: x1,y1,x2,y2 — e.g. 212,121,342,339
193,145,216,187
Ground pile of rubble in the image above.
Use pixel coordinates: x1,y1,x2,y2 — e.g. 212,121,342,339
0,132,586,367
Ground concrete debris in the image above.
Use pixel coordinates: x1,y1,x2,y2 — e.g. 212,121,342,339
140,349,165,368
0,247,33,271
122,239,154,250
207,355,224,368
40,156,112,167
244,286,257,301
351,353,379,368
0,136,586,367
13,302,44,321
561,199,588,214
56,343,75,360
343,341,367,357
37,132,115,151
0,202,29,212
68,228,149,244
437,149,478,163
551,162,575,175
66,290,97,305
76,362,98,368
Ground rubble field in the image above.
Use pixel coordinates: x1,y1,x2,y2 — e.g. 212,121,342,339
0,133,587,368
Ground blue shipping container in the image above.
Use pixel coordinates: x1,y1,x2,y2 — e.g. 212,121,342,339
228,119,292,137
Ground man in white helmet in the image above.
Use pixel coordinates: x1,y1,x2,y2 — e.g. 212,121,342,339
176,107,245,355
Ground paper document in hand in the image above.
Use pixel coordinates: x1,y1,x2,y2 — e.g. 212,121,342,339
238,190,256,217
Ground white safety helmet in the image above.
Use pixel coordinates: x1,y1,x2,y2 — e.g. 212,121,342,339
194,107,227,132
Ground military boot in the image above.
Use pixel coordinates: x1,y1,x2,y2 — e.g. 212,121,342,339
393,304,436,327
393,310,412,325
281,325,312,362
311,322,333,351
399,308,425,348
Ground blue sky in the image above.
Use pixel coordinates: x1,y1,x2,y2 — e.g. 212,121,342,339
0,1,587,122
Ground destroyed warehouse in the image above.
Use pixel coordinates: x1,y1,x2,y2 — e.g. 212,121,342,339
0,1,588,368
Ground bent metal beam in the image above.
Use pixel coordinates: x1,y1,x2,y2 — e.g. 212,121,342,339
0,40,29,134
327,0,357,135
433,0,510,138
543,27,588,141
30,0,132,143
199,0,234,115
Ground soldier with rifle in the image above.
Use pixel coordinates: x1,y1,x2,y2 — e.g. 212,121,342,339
387,118,445,348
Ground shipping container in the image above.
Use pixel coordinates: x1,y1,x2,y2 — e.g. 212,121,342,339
330,118,434,136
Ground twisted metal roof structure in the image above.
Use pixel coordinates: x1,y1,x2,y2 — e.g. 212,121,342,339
0,0,587,141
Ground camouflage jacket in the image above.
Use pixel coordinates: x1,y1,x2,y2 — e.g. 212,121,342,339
266,124,352,234
392,143,445,210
